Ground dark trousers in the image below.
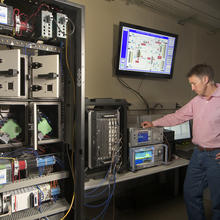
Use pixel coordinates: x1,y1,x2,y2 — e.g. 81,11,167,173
184,148,220,220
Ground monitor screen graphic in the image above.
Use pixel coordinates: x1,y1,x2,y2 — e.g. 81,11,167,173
116,22,178,79
164,121,191,141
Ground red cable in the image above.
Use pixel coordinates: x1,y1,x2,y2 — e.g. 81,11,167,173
25,3,50,22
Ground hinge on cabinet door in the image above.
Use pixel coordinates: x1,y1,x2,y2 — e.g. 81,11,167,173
28,123,34,131
76,68,81,87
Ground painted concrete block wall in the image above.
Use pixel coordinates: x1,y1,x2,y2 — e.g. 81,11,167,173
71,0,220,110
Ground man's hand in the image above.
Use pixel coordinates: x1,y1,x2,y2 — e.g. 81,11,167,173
141,121,154,128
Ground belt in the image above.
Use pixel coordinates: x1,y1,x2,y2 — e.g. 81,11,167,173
197,145,220,152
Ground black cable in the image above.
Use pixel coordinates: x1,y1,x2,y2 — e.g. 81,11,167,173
117,76,150,114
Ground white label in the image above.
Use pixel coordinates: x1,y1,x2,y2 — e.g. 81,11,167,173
0,169,7,184
0,6,8,25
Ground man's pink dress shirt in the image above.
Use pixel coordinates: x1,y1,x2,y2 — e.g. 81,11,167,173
153,83,220,148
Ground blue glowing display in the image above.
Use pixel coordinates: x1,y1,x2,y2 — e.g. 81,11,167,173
135,150,153,164
138,132,148,142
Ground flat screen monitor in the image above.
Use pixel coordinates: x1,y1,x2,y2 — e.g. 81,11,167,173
116,22,178,79
164,121,191,142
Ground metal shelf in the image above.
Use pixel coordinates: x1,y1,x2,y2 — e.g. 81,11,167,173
0,171,69,193
0,35,61,53
85,158,189,190
0,198,69,220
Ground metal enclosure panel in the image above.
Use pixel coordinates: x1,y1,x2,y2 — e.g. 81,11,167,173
30,102,62,150
56,13,67,38
0,49,20,97
0,101,28,148
41,10,53,39
37,102,62,144
129,144,168,171
0,1,85,220
87,109,120,169
31,55,60,98
129,127,164,147
72,4,85,220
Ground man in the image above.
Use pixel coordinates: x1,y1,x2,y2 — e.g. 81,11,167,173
141,64,220,220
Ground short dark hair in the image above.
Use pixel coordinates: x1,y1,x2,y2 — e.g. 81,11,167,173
187,64,215,81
